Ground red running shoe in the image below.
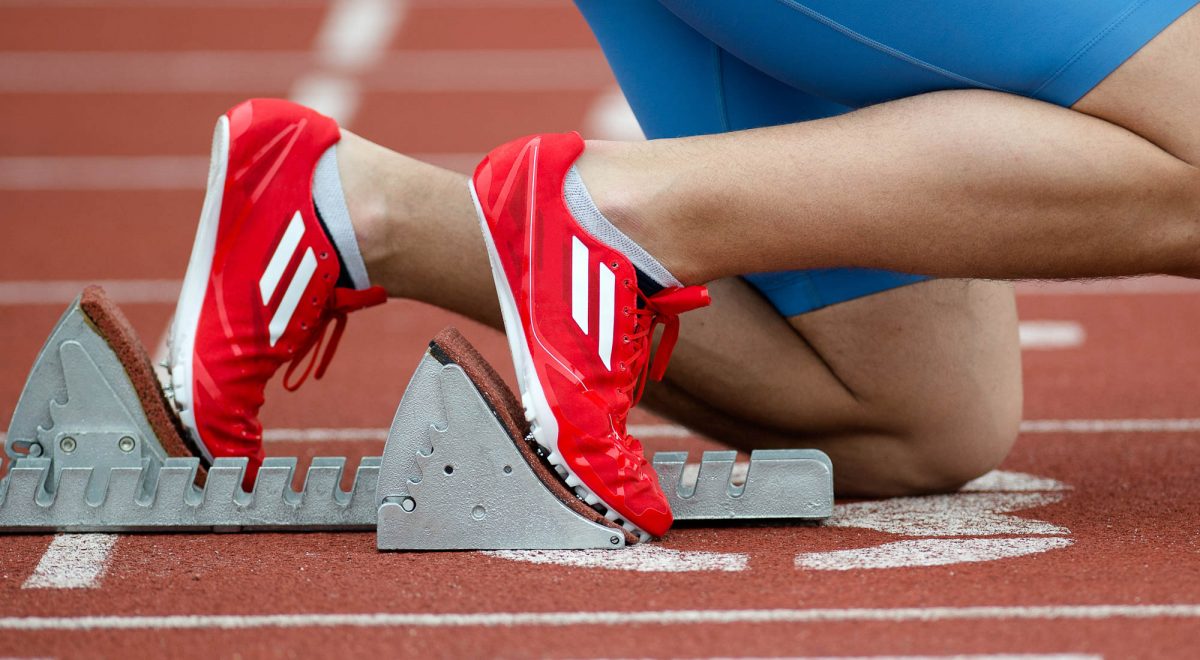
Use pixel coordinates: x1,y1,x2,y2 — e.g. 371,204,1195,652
168,99,386,482
471,132,710,539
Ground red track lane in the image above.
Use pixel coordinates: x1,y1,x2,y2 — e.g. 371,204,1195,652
2,2,1199,658
1018,294,1200,419
1,191,204,280
400,5,597,50
3,621,1199,659
0,7,326,51
1,427,1197,656
1,94,286,156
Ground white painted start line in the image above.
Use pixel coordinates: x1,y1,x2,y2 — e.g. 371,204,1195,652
0,604,1197,631
491,470,1074,573
21,534,118,590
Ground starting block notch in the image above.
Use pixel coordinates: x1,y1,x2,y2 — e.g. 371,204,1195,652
0,288,834,548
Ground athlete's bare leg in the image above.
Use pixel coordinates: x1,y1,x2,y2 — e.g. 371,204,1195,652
334,136,1021,498
575,9,1200,286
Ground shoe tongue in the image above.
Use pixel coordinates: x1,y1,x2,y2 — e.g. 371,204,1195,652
633,268,663,308
312,201,356,290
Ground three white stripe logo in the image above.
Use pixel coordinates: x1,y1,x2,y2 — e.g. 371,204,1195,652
570,235,616,370
259,211,317,347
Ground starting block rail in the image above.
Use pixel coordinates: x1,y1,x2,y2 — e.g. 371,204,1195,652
0,287,833,549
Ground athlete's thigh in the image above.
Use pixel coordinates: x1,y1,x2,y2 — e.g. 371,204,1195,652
1074,6,1200,164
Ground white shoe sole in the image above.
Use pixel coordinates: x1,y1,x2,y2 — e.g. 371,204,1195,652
468,179,651,543
166,115,230,463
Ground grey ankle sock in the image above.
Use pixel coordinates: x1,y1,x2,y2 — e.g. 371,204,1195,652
562,166,681,289
312,145,371,290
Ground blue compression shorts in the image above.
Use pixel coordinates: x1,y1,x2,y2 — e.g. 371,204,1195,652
574,0,1198,316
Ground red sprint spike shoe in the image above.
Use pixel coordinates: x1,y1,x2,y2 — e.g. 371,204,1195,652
471,132,710,539
168,98,386,483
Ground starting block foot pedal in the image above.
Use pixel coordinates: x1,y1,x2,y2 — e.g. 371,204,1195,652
2,287,380,532
375,328,633,549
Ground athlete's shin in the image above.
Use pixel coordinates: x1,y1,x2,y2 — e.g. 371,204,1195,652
334,132,501,323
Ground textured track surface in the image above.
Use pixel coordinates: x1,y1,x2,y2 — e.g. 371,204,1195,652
2,2,1198,658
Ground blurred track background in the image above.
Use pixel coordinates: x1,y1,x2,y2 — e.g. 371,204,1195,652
1,1,1198,657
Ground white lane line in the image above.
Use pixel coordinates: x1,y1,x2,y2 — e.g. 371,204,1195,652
264,428,387,442
289,74,360,129
289,0,405,125
789,656,1101,660
1,604,1197,631
0,279,181,305
1018,321,1085,350
21,534,118,590
314,0,403,72
0,153,479,190
0,50,609,94
585,86,643,141
0,156,208,190
1020,418,1200,433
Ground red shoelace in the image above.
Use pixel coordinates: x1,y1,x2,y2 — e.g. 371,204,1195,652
619,283,712,410
283,286,387,391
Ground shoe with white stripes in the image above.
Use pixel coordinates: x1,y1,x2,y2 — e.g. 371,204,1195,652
168,99,386,482
471,132,710,539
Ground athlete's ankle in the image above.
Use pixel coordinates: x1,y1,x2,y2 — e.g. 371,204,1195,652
335,132,401,293
576,140,703,285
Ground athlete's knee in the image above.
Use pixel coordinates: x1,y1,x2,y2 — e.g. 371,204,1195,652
884,382,1022,495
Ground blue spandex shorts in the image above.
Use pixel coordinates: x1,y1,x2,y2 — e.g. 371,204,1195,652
574,0,1198,316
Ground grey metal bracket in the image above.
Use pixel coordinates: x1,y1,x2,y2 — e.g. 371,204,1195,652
6,297,166,467
0,295,380,532
655,449,833,520
375,352,626,550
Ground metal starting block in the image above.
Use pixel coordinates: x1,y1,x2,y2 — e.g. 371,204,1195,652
0,287,833,549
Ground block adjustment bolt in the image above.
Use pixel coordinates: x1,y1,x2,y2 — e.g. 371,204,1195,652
60,437,76,453
118,436,135,452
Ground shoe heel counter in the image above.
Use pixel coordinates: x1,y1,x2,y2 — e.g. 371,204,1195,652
472,132,587,230
224,98,341,165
